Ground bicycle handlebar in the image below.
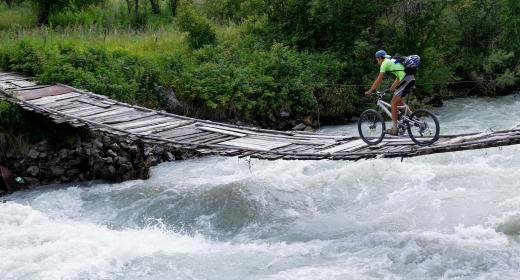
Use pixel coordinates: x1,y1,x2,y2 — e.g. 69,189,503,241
371,88,390,97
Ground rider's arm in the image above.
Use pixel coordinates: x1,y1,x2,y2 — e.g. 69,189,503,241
390,78,401,92
365,72,384,95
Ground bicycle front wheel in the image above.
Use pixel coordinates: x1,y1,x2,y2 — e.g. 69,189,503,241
406,109,440,146
358,109,385,145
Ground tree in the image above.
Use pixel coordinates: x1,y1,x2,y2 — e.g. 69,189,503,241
27,0,103,26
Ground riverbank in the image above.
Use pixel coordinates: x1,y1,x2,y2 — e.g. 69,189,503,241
0,102,198,196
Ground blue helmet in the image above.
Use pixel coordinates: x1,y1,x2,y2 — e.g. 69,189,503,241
374,50,387,58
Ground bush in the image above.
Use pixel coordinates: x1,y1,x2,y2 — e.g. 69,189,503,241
176,3,216,49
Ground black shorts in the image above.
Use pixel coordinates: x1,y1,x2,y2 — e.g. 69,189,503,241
395,75,415,97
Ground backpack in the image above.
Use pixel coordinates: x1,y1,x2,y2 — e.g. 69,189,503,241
392,54,421,75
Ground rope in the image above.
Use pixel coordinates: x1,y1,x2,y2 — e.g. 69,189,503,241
307,78,506,89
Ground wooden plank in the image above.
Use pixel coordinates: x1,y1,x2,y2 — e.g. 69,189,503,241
189,133,232,144
169,131,213,141
64,106,107,116
18,85,75,101
0,81,17,91
60,105,100,115
249,134,333,146
82,107,134,119
130,120,196,135
198,126,247,137
28,92,82,105
219,137,292,151
319,140,366,154
203,135,236,145
101,112,157,124
10,80,37,88
38,97,81,109
0,75,25,81
156,127,201,139
114,116,173,129
77,98,112,108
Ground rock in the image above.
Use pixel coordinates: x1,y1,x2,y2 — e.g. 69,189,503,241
26,166,39,177
165,151,175,161
129,145,139,156
23,177,39,186
100,165,116,180
27,148,40,159
115,156,129,165
93,139,104,149
157,86,183,113
66,169,80,177
426,95,444,107
280,110,291,118
66,158,83,167
39,152,47,158
107,149,118,158
50,167,65,177
304,126,315,132
59,149,69,160
104,157,114,165
109,143,120,152
303,115,314,126
292,123,306,131
144,147,153,157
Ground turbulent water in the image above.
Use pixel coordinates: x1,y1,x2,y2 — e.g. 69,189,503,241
2,95,520,280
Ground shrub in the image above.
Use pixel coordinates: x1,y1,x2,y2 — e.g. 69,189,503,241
176,3,216,49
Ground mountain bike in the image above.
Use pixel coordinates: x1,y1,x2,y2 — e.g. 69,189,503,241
358,89,440,146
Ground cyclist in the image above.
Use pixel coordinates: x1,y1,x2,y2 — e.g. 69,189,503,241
364,50,416,135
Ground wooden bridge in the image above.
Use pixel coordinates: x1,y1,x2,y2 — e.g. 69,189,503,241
1,71,519,161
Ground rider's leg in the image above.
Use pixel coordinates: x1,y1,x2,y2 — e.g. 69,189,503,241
391,95,402,129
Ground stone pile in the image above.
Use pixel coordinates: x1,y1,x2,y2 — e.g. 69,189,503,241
0,134,196,195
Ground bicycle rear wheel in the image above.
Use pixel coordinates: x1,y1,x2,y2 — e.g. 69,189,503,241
406,109,440,146
358,109,385,145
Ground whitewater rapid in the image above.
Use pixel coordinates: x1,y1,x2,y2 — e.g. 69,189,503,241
2,95,520,279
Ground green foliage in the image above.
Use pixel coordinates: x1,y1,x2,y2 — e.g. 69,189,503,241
177,2,216,49
0,0,519,130
0,39,163,107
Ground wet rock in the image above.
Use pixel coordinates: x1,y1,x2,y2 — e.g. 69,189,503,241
166,151,175,161
23,177,39,186
26,166,39,177
66,169,80,177
99,165,116,180
304,126,315,132
292,123,306,131
104,157,114,165
50,167,65,177
107,149,118,158
93,139,104,149
109,143,120,152
27,148,40,159
66,158,83,167
115,156,129,165
59,149,69,160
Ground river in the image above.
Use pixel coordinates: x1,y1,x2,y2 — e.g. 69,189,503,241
1,95,520,279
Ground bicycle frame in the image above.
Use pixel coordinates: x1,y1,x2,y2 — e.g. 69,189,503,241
375,95,412,123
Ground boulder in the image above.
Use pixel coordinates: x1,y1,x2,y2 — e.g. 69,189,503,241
27,148,40,159
50,167,65,177
292,123,306,131
26,166,40,177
